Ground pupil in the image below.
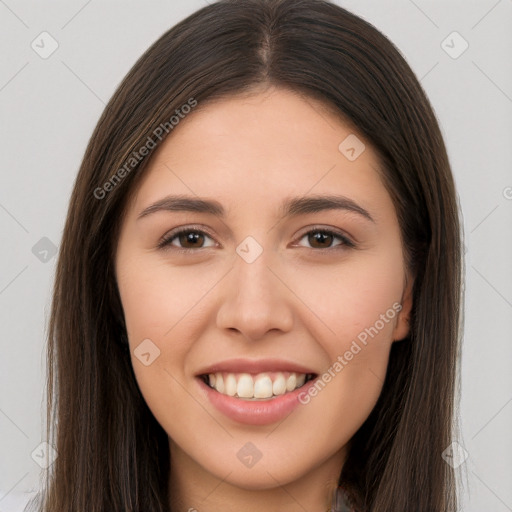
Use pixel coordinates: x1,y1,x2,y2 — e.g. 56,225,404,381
309,232,332,248
180,232,204,247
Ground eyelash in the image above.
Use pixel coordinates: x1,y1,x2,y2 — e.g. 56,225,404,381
157,225,356,253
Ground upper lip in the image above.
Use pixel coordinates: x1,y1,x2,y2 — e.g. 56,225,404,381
196,358,317,376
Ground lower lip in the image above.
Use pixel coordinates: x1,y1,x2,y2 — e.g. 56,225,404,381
197,376,317,426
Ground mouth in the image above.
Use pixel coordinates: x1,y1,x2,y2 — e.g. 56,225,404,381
199,371,317,400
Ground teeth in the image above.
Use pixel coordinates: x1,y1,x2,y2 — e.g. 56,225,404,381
237,374,254,398
254,375,273,398
225,374,237,396
214,374,224,393
286,373,296,392
272,374,286,395
204,371,311,399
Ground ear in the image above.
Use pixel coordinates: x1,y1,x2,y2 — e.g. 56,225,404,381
392,272,414,342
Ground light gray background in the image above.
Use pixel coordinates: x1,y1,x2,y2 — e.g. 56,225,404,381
0,1,511,511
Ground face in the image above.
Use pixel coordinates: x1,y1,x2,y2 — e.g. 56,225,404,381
115,87,413,497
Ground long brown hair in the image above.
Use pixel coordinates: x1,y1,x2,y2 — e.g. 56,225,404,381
37,1,463,510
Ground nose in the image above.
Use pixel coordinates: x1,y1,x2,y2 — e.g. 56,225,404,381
215,249,294,341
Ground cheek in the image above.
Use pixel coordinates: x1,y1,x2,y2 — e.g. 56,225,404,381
300,345,390,455
284,253,404,350
277,250,403,416
117,255,225,342
116,257,224,418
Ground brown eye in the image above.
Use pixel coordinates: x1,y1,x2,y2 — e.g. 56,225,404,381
308,231,334,248
178,231,206,248
158,229,216,250
297,229,354,250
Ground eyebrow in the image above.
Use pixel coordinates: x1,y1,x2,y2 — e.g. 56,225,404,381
137,194,374,222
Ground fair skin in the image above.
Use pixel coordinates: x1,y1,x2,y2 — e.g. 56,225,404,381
115,86,413,512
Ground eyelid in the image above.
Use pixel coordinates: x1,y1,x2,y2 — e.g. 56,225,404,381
157,224,220,250
292,225,356,248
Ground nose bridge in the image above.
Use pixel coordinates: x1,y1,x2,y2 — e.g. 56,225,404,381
216,243,293,339
235,249,273,301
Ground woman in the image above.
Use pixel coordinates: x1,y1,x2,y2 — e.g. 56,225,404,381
35,0,463,510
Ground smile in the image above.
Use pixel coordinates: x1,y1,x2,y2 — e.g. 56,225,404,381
200,371,317,400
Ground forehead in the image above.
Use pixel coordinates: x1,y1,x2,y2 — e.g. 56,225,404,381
128,88,388,218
